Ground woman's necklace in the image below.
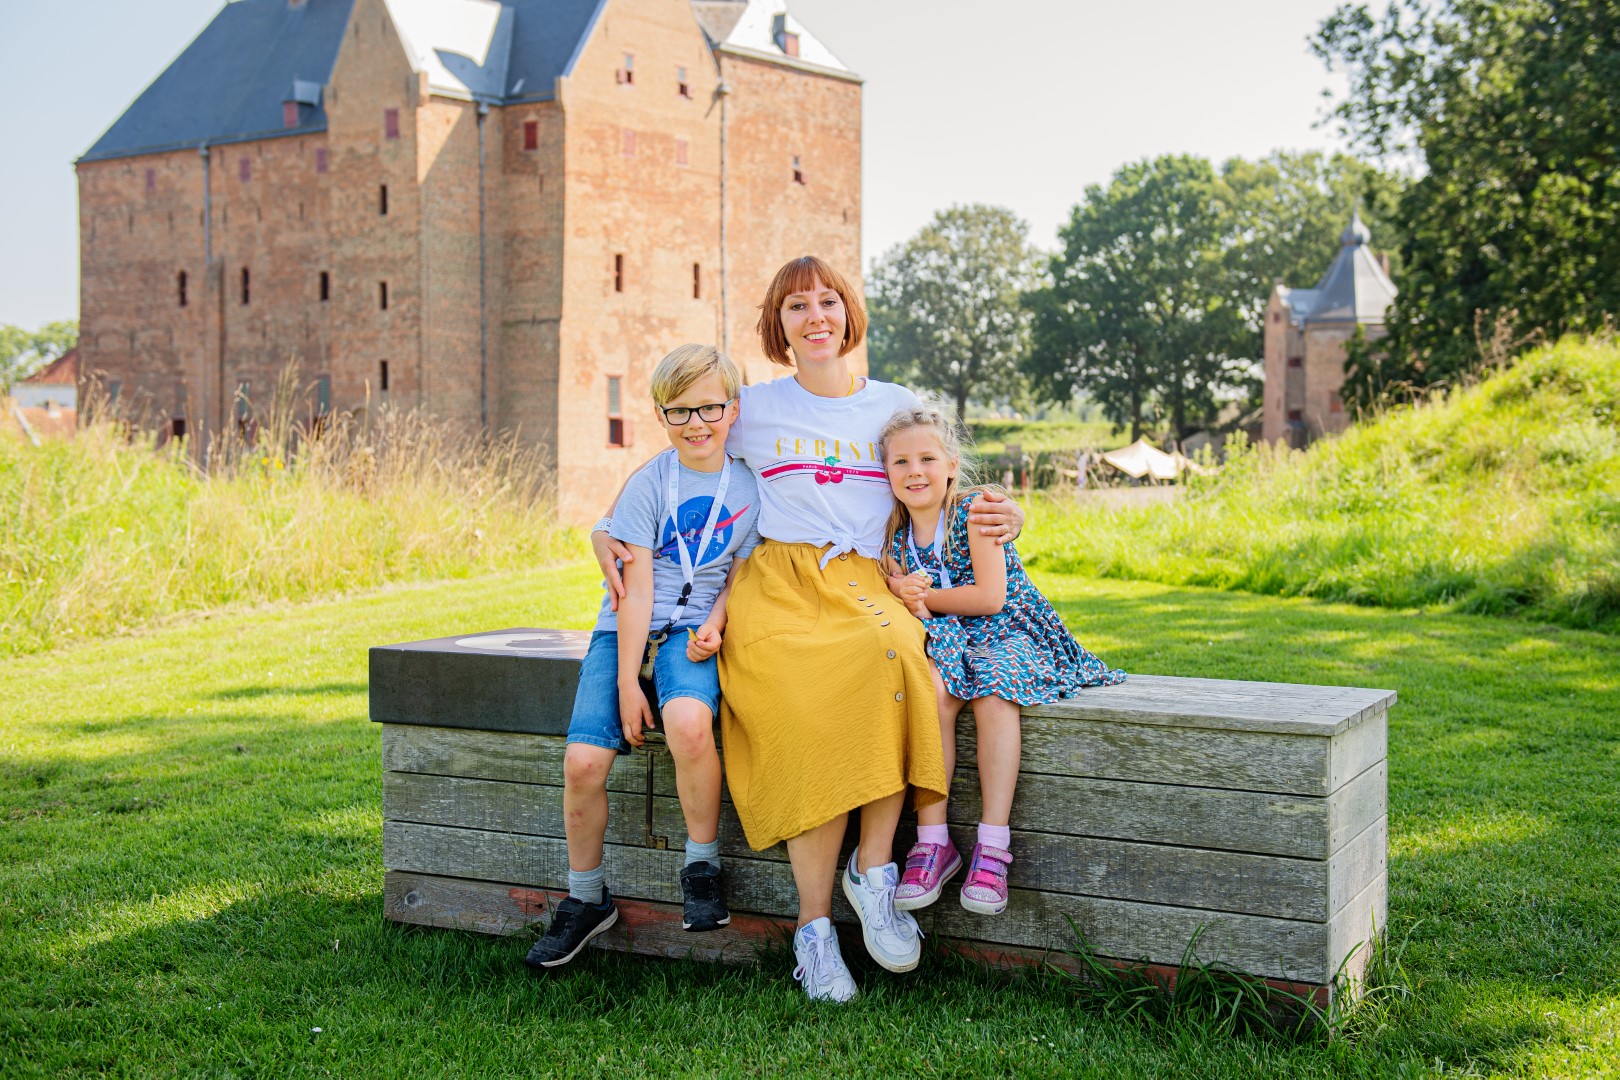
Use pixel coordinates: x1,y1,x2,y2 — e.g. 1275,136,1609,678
847,372,857,396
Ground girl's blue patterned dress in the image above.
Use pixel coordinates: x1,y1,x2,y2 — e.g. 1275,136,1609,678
889,495,1126,704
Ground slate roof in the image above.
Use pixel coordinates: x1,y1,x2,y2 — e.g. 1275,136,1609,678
1280,212,1397,328
81,0,606,163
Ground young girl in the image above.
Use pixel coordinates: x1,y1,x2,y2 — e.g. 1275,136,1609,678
880,404,1126,916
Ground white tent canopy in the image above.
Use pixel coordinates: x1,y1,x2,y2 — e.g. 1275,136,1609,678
1099,438,1209,480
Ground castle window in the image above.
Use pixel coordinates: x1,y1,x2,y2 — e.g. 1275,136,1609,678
792,155,805,185
379,281,389,310
1287,356,1303,369
676,139,688,167
178,270,188,308
693,263,701,300
379,184,388,215
235,381,252,424
1330,398,1344,413
319,271,330,302
169,418,187,441
523,120,538,151
239,157,252,182
241,267,250,305
1272,311,1282,324
623,129,636,157
1287,409,1303,421
284,102,300,129
380,360,390,392
313,375,331,417
385,108,400,140
617,54,634,85
145,168,156,192
315,148,329,174
613,254,625,293
677,66,691,98
773,16,800,57
607,375,626,446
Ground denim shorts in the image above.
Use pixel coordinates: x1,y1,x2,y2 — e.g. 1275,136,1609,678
566,629,721,753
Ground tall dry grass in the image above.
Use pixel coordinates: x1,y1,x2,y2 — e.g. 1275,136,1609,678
1,368,572,656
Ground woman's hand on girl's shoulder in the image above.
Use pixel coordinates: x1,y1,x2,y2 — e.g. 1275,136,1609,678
967,490,1024,547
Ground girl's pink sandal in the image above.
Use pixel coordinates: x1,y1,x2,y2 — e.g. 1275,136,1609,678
893,841,962,911
959,843,1012,915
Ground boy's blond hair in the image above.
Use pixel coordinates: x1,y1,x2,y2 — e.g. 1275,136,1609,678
650,344,741,407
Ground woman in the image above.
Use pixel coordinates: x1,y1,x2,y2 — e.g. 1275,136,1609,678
594,256,1022,1000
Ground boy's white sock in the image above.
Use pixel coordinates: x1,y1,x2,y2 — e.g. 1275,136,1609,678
568,864,606,904
685,836,721,869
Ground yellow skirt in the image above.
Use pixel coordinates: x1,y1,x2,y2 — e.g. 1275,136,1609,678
718,540,947,851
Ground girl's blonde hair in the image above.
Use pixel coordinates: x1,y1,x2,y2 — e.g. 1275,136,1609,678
877,399,992,570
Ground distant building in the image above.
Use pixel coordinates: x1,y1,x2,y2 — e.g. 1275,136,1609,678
1262,213,1397,447
7,347,80,440
11,347,79,412
77,0,862,519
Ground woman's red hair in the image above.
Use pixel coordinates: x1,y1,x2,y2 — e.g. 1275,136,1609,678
755,255,868,367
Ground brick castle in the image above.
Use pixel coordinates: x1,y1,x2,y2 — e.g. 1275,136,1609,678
77,0,862,519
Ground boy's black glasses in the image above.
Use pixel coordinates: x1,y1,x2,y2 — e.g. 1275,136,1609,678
659,400,734,425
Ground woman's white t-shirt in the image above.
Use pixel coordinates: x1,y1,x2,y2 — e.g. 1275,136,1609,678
729,375,920,564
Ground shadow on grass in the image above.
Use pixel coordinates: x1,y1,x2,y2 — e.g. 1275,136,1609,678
207,682,370,701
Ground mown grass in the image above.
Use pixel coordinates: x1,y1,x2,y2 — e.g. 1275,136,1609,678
0,384,573,657
1021,336,1620,633
967,417,1122,457
3,564,1616,1077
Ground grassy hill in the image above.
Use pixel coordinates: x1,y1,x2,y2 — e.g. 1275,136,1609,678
1021,336,1620,632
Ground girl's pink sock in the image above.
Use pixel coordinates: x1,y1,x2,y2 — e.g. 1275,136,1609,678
978,823,1011,851
917,824,951,847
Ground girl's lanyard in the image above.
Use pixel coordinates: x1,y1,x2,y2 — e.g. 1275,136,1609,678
649,452,732,645
908,512,953,590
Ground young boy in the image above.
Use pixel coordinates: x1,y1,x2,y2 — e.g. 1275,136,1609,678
525,344,759,970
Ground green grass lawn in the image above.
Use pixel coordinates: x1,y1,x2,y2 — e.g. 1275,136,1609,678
3,564,1617,1077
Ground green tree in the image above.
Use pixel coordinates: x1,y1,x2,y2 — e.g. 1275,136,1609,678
1315,0,1620,401
1222,150,1407,325
1,319,78,396
867,204,1042,420
1024,156,1253,442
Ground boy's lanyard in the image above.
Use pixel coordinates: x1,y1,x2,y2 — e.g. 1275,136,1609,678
907,512,953,590
653,452,732,640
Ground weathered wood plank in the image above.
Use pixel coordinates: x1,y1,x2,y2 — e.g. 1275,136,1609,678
372,632,1396,739
382,823,1354,982
1328,817,1388,923
383,871,796,963
383,726,1381,860
382,870,1357,1006
1017,675,1395,737
953,713,1334,795
385,771,1366,920
1329,709,1388,794
1327,870,1388,991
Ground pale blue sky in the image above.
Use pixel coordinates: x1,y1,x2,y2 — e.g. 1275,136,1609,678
0,0,1371,328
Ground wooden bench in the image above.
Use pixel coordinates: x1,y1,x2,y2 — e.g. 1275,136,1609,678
372,628,1393,1003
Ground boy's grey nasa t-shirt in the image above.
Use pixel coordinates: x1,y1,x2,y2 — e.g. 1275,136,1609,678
594,449,762,633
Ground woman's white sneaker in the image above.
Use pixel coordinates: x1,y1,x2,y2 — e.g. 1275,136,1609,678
841,850,923,972
792,917,858,1002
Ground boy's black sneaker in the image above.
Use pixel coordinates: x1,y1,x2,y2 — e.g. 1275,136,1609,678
680,862,731,932
524,893,618,969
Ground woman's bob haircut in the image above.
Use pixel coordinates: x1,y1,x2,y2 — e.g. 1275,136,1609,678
755,255,868,367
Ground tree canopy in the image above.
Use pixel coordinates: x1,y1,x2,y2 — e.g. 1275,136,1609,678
1315,0,1620,401
1,320,78,396
1023,153,1401,441
866,204,1041,420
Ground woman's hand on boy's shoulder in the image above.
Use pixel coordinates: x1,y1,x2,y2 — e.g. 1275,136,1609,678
593,529,633,611
968,490,1024,546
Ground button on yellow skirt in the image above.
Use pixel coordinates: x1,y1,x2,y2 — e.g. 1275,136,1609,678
718,540,947,851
